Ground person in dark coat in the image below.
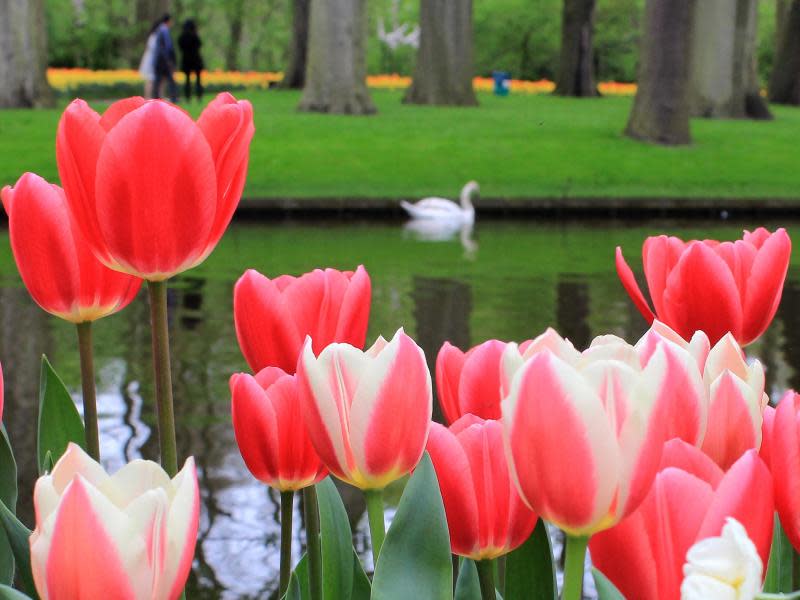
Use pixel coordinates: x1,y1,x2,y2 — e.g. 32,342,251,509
153,13,178,103
178,20,204,102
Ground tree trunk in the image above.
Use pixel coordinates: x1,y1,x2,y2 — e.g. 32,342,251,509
404,0,477,106
299,0,375,115
625,0,695,145
0,0,54,108
769,0,800,105
689,0,771,119
554,0,598,97
225,0,245,71
281,0,310,89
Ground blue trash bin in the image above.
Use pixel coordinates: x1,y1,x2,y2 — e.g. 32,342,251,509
492,71,511,96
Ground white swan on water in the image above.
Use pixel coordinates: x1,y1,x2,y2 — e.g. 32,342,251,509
401,181,479,224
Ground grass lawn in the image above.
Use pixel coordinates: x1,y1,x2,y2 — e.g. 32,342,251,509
0,89,798,200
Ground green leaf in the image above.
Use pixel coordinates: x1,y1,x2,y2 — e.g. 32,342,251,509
350,550,371,600
455,559,481,600
0,502,36,598
316,478,354,600
371,452,452,600
592,568,625,600
764,513,794,593
504,520,556,600
0,585,31,600
37,356,86,475
284,554,309,600
0,427,18,586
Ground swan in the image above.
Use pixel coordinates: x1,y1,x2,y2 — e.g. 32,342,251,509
401,181,479,224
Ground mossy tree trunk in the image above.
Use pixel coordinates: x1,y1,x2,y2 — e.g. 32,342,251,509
769,0,800,105
299,0,375,114
689,0,771,119
554,0,598,97
280,0,310,89
404,0,477,106
625,0,695,145
0,0,54,108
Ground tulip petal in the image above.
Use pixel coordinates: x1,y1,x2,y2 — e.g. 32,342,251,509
334,265,371,351
642,235,686,318
99,97,147,131
741,228,791,345
458,340,507,421
616,246,655,323
770,393,800,551
160,457,200,600
231,373,281,484
658,439,723,488
701,372,761,470
435,342,466,425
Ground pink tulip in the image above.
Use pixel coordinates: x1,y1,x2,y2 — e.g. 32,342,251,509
590,441,773,600
56,94,254,280
501,344,669,536
30,443,199,600
230,367,327,491
768,391,800,552
700,334,767,470
1,173,141,323
498,328,580,397
616,228,791,346
234,266,371,374
427,416,537,560
296,329,431,490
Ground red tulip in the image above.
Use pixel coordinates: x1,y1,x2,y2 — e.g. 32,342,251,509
297,329,431,490
234,266,371,374
56,93,254,280
616,228,791,345
1,173,141,323
427,416,537,560
590,440,773,600
768,391,800,552
230,367,327,491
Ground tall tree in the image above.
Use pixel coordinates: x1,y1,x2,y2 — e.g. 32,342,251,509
224,0,246,71
769,0,800,105
404,0,477,106
299,0,375,114
554,0,598,97
625,0,695,145
689,0,771,119
0,0,54,108
280,0,311,89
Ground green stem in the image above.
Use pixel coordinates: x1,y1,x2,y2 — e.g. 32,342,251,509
303,485,322,600
365,489,386,567
794,550,800,591
562,535,588,600
76,322,100,461
147,280,178,476
476,560,496,600
757,593,800,599
280,490,294,598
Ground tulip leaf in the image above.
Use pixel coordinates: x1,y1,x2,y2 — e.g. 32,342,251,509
284,554,309,600
316,478,354,600
504,520,556,600
371,452,452,600
455,559,481,600
37,356,86,475
592,568,625,600
764,513,794,593
0,585,30,600
0,502,36,599
0,427,17,586
351,550,371,600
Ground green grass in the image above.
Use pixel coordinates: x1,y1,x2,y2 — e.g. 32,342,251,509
1,89,799,200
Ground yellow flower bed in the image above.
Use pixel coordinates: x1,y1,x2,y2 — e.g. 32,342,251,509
47,68,637,96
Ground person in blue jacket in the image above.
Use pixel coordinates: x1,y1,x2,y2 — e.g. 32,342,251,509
153,13,178,103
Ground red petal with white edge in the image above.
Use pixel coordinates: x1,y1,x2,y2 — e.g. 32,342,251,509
661,242,744,345
741,228,791,345
435,342,466,424
615,247,655,323
94,101,217,278
426,422,480,557
334,265,371,351
37,477,141,600
502,352,618,535
351,332,431,487
162,457,200,600
56,99,110,263
642,235,685,317
696,450,774,569
233,270,303,373
701,372,760,470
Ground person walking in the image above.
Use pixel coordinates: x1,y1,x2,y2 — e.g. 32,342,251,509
138,20,160,98
153,13,178,103
178,19,204,102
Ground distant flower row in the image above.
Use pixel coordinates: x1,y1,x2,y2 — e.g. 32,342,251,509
47,68,637,96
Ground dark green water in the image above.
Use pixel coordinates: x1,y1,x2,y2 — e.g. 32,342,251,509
0,218,796,599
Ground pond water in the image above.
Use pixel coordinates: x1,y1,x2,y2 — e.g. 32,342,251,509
1,217,798,599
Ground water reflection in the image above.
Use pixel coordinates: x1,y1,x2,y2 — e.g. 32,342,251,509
0,219,796,598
